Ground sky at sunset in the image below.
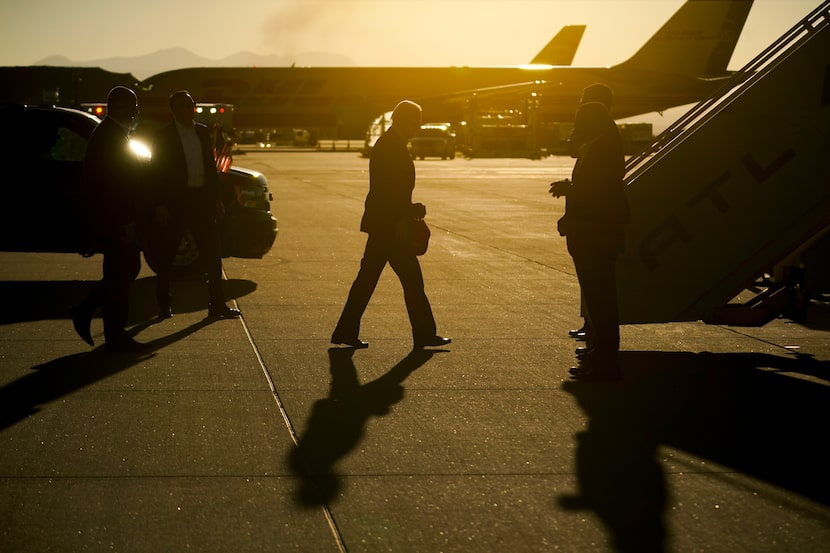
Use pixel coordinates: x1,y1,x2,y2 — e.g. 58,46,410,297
0,0,820,70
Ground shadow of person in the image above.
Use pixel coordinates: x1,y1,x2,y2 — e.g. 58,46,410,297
558,350,830,552
0,276,257,326
289,348,435,507
128,277,257,322
127,276,256,322
620,351,830,504
559,379,668,553
0,317,213,431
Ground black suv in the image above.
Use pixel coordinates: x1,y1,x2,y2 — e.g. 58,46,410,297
0,104,277,273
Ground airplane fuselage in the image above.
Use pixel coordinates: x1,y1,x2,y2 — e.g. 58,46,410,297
135,0,752,140
137,65,721,138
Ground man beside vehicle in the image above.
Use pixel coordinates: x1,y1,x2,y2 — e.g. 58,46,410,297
69,86,148,352
148,90,240,319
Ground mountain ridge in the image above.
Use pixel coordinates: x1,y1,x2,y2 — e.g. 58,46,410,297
33,47,357,80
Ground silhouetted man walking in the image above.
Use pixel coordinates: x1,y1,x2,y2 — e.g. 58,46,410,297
332,100,450,349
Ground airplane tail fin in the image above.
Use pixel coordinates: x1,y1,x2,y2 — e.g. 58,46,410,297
529,25,586,66
615,0,753,76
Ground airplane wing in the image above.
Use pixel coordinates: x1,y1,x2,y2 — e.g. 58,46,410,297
529,25,586,66
423,80,549,105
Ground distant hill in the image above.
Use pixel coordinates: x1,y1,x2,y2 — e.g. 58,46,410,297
33,47,357,80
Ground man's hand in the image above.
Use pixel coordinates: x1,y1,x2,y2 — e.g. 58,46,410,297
557,214,570,237
411,202,426,219
549,179,571,198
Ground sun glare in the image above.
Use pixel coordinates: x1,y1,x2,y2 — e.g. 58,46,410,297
129,139,152,160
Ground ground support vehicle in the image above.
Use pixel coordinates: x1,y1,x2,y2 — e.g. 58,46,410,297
408,123,456,160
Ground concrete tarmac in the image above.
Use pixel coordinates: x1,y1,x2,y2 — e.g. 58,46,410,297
2,152,830,552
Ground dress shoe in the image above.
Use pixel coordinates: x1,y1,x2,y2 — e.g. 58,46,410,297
568,326,586,338
414,335,452,348
569,323,591,341
330,334,369,348
158,306,173,319
105,337,150,353
68,304,94,346
575,346,593,358
208,305,241,319
569,357,622,381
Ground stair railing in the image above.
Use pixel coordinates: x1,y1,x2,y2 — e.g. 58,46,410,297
624,0,830,183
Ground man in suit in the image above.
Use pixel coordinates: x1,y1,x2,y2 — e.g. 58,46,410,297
69,86,148,352
550,102,630,381
567,83,615,343
148,90,240,319
332,100,450,349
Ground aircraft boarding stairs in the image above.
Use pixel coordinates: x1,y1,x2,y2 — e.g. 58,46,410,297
616,1,830,326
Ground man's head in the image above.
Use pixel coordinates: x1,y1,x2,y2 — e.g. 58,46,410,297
169,90,196,126
579,83,613,112
390,100,422,139
572,102,613,145
106,86,139,127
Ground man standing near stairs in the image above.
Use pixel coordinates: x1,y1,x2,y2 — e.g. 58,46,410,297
550,100,630,381
566,83,615,344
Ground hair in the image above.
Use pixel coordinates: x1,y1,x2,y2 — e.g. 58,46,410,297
580,83,613,111
169,90,194,109
107,86,136,108
391,100,422,125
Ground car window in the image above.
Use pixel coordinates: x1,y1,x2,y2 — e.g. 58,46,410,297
20,115,58,160
6,110,87,162
51,127,87,161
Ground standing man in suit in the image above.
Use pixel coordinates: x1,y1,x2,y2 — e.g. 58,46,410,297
550,102,630,381
69,86,148,352
567,83,615,343
332,100,450,349
148,90,240,320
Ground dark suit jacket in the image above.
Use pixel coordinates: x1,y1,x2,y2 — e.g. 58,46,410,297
564,125,631,256
82,117,146,237
151,121,220,214
360,128,414,235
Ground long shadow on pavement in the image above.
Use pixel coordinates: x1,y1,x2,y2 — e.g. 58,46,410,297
560,350,830,553
1,274,257,430
289,348,438,507
0,317,215,431
0,276,257,325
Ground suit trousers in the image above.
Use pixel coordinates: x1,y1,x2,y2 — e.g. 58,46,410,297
150,192,224,309
100,238,142,343
334,233,436,340
570,248,620,355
